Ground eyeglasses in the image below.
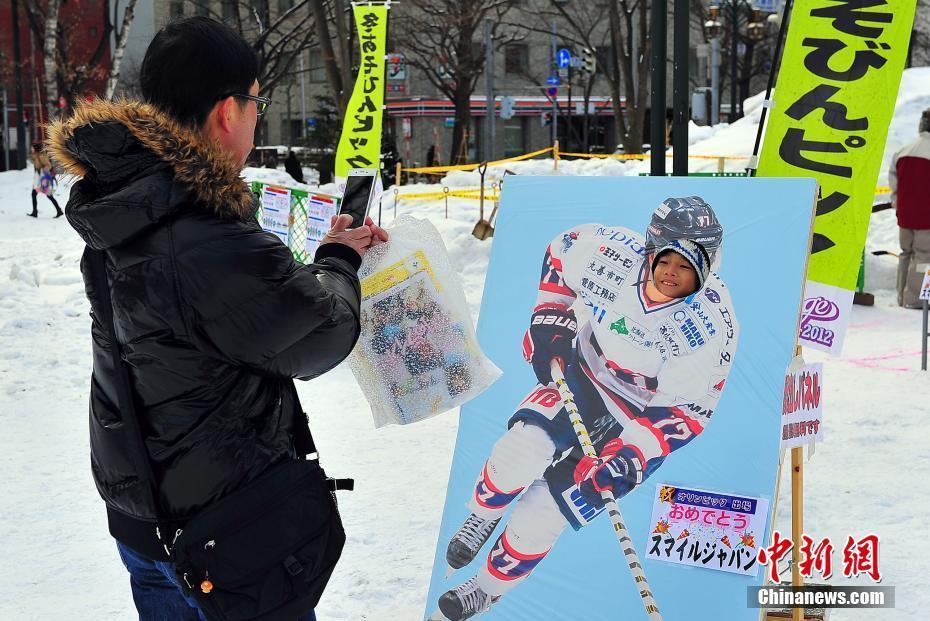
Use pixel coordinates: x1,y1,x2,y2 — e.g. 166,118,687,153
220,93,272,116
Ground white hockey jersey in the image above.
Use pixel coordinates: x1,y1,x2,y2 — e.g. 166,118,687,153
535,223,740,464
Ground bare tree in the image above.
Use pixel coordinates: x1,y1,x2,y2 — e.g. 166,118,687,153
309,0,354,115
194,0,318,97
190,0,318,142
105,0,139,100
511,0,653,154
909,0,930,66
688,1,777,118
41,0,60,119
21,0,114,111
394,0,521,163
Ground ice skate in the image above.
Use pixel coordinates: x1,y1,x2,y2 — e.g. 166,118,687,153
446,513,500,570
433,576,500,621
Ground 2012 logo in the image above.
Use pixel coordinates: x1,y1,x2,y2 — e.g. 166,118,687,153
799,296,838,348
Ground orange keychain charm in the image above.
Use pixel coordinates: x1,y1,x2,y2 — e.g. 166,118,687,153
200,578,214,594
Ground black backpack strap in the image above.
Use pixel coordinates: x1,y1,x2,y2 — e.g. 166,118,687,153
292,410,317,458
86,248,175,552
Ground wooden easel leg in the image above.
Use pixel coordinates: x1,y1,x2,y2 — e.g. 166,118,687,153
792,445,804,621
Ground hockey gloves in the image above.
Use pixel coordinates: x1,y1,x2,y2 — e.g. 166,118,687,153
574,439,643,509
523,304,577,385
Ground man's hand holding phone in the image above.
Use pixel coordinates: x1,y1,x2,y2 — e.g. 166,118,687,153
321,214,389,258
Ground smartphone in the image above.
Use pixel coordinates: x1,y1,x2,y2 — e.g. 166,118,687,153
340,169,379,228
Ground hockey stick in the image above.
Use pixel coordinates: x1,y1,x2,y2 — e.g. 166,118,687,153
550,360,663,621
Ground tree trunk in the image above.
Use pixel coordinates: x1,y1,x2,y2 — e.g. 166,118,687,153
43,0,60,120
105,0,138,100
626,3,651,153
332,0,354,116
738,40,756,118
450,89,471,164
310,0,345,114
607,1,631,152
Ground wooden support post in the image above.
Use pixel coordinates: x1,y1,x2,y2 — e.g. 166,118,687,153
792,445,804,621
553,139,560,172
395,161,402,188
718,157,725,174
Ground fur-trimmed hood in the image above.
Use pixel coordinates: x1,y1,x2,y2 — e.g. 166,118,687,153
46,99,255,248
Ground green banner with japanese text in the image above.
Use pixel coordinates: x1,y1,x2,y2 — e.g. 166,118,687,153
335,4,389,179
757,0,915,354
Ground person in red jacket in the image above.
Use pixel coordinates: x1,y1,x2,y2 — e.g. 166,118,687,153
890,108,930,308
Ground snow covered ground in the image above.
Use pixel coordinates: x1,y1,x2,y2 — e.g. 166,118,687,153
2,68,929,620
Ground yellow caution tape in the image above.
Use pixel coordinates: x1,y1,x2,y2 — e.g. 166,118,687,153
402,146,554,174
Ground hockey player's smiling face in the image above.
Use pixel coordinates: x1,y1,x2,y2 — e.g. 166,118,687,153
652,252,697,299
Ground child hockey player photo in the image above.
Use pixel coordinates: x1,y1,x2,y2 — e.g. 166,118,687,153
433,196,740,620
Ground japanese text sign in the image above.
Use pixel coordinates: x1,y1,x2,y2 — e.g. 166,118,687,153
757,0,916,354
260,186,291,245
782,362,824,449
646,485,769,577
335,4,388,178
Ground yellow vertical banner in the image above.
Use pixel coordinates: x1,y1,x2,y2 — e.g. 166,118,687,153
757,0,915,354
335,4,389,179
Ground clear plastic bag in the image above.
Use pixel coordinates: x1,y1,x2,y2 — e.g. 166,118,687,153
348,216,501,427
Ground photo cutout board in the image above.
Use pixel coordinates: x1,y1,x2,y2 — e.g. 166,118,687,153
425,176,816,621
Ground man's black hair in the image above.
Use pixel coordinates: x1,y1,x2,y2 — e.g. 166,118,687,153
140,17,259,128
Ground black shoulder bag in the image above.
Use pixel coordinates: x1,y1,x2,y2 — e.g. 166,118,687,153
87,248,350,621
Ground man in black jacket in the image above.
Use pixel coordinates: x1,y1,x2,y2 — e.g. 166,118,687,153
47,17,386,620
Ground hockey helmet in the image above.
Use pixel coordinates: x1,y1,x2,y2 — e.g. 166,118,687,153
645,196,723,268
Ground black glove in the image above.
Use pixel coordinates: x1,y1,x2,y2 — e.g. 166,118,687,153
522,304,577,385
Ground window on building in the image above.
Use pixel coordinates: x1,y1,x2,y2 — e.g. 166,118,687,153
222,0,236,20
504,118,526,158
195,2,210,17
504,44,528,75
170,1,184,19
308,49,327,83
281,119,303,145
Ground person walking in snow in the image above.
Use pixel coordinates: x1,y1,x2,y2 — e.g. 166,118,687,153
434,197,739,621
28,142,62,218
890,107,930,308
285,149,305,183
46,16,386,621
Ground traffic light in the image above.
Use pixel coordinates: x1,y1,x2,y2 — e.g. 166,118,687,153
581,48,596,75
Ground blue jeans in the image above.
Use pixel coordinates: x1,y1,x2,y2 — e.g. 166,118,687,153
117,541,317,621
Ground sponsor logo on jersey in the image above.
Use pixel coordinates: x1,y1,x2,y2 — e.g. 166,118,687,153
597,245,636,270
561,231,578,252
718,306,735,365
658,324,683,357
678,317,706,349
610,317,629,335
689,301,718,337
709,376,726,394
705,288,721,303
686,403,714,420
563,487,603,525
594,228,646,256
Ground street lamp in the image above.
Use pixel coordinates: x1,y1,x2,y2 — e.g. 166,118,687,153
706,2,766,123
703,8,723,126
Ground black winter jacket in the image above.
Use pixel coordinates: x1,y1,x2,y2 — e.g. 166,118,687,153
47,100,361,559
